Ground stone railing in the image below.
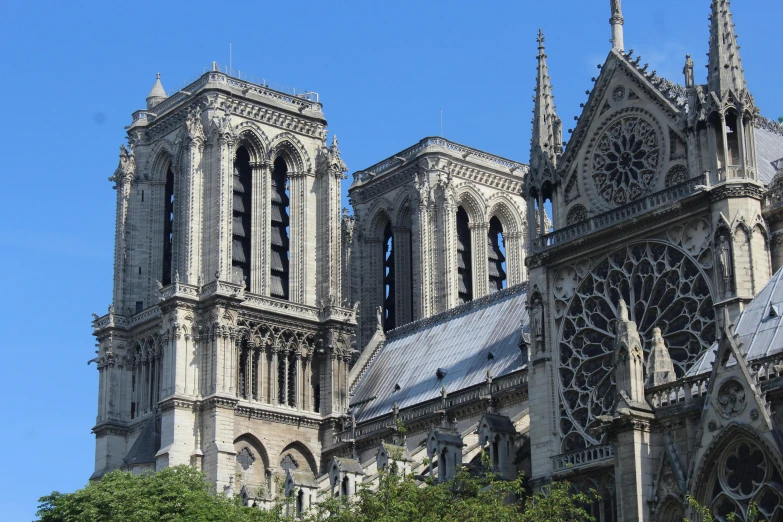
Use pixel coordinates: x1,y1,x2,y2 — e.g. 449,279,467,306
646,373,710,409
711,166,758,184
552,443,614,472
532,175,705,252
750,352,783,383
357,137,527,180
157,282,199,302
335,368,528,444
132,69,322,123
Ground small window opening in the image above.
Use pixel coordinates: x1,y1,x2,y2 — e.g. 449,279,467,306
487,217,507,291
232,147,252,290
456,207,473,303
161,165,175,286
383,221,396,331
270,156,290,299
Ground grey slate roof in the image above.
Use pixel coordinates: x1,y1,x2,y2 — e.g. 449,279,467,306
480,412,517,434
687,267,783,376
754,117,783,185
123,417,158,467
351,284,528,423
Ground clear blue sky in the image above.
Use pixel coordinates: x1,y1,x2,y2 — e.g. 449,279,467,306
0,0,780,519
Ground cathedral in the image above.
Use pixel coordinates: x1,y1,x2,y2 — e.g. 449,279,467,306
90,1,783,520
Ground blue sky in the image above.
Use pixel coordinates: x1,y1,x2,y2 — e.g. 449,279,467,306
0,0,780,519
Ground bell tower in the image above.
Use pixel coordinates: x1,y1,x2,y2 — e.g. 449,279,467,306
92,67,356,492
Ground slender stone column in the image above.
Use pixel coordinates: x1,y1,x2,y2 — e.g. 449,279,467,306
271,348,279,406
470,222,489,298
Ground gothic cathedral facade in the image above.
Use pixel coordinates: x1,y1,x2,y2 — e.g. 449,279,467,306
92,1,783,520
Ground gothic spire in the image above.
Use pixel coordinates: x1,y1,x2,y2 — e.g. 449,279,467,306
609,0,625,51
146,73,167,109
707,0,747,98
531,29,561,165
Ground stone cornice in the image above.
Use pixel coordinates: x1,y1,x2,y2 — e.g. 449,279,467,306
235,404,323,428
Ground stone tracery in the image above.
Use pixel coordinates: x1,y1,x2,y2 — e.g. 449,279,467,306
589,114,662,207
557,242,715,450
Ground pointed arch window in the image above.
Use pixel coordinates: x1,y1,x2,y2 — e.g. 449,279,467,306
233,147,252,290
488,216,507,292
271,157,290,300
162,164,175,286
456,207,473,303
383,221,395,331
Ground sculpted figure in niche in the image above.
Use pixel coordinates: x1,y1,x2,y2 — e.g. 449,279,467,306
718,235,733,297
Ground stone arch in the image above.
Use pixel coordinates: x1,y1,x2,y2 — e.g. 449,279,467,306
364,202,393,241
267,132,312,174
486,195,523,234
234,433,271,498
234,122,271,163
455,185,487,224
391,188,417,228
145,140,177,182
278,440,318,475
691,423,783,521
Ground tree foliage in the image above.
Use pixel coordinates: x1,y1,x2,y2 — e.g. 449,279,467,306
36,462,598,522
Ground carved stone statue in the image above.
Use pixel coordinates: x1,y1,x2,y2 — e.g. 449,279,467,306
683,54,695,88
376,305,384,331
718,236,732,296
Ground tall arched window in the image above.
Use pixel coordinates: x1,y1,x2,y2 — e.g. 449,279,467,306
383,221,395,331
233,147,252,290
162,165,175,286
456,207,473,303
488,216,507,292
271,157,290,299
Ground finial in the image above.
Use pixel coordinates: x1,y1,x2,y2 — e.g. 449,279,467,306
610,0,625,52
618,299,629,321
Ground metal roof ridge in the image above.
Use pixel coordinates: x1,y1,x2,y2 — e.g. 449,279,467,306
385,282,528,341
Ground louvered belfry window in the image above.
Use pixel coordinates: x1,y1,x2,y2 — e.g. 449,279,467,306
487,216,507,292
270,156,290,299
383,221,395,332
162,165,175,286
232,147,252,290
456,207,473,303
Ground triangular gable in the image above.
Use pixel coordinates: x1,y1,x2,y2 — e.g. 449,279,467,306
686,309,783,493
560,49,685,179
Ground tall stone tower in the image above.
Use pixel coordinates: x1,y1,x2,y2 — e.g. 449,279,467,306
347,138,528,349
92,66,356,501
524,1,773,518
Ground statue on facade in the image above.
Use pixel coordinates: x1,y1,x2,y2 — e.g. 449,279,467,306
684,54,695,88
718,236,732,297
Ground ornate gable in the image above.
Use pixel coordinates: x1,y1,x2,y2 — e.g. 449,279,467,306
559,50,689,218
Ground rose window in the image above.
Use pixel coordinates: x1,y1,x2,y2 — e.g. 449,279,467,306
558,242,715,450
708,440,783,521
591,116,661,207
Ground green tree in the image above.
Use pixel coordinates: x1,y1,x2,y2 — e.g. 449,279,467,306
35,466,282,522
37,460,598,522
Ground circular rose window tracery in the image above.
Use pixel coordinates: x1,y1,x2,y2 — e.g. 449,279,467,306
558,242,715,451
589,114,662,207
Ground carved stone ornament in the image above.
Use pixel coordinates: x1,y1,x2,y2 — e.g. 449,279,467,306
717,379,747,418
589,114,662,207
